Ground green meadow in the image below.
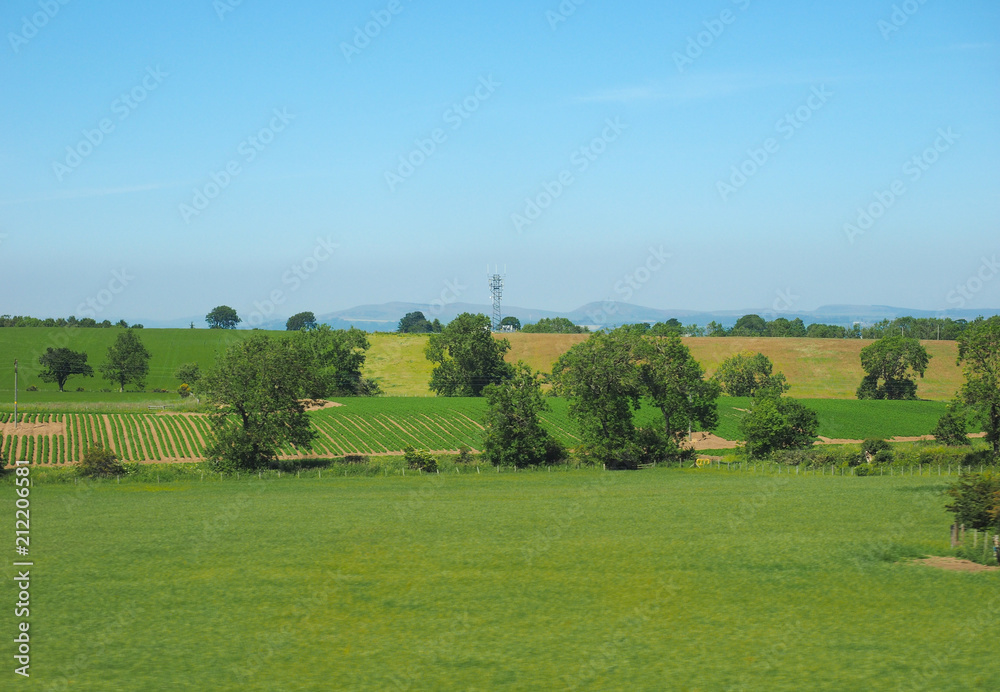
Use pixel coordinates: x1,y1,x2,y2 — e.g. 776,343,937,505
3,469,996,690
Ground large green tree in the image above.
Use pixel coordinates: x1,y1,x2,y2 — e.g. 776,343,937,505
286,311,317,331
37,347,93,392
425,313,514,396
730,314,767,336
206,305,241,329
553,329,716,468
290,326,380,397
397,311,441,333
957,316,1000,456
856,336,930,400
739,393,819,458
712,351,789,398
202,334,316,471
552,329,639,462
635,335,720,442
99,329,151,392
482,363,565,468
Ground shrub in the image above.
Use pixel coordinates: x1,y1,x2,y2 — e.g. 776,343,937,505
75,387,84,392
77,444,126,478
933,406,972,446
945,471,1000,531
455,446,475,464
26,385,38,392
403,446,437,472
858,439,893,466
152,388,169,394
342,454,369,464
178,384,192,398
964,449,997,467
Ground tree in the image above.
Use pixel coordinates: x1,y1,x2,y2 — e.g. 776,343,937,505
932,402,972,447
175,362,202,398
398,311,438,333
289,326,380,397
520,317,588,334
206,305,241,329
37,347,93,392
482,363,565,468
99,329,151,392
856,336,930,400
552,330,714,468
706,321,727,337
730,314,767,336
739,393,819,458
946,471,1000,531
425,313,514,396
174,362,202,388
712,351,789,398
957,316,1000,456
286,311,317,331
552,329,640,465
202,334,316,471
634,335,719,442
500,316,521,331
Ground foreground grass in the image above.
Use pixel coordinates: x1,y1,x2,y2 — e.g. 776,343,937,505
3,470,996,690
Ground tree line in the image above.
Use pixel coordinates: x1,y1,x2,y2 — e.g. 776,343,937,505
702,314,975,340
1,315,142,329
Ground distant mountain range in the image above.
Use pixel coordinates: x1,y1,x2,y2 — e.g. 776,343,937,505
140,302,1000,331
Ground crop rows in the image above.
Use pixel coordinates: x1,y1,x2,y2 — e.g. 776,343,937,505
3,413,208,464
0,397,955,466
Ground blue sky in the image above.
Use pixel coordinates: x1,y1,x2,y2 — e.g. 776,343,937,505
1,0,998,324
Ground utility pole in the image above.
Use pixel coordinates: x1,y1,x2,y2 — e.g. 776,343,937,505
13,359,17,430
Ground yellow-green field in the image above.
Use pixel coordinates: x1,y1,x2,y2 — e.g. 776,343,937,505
366,333,964,400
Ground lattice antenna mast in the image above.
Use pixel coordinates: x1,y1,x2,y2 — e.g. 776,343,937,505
488,265,505,331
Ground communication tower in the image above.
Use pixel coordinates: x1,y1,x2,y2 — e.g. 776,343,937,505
488,266,505,331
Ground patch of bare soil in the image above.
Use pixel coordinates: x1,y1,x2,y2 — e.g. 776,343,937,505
685,432,739,450
909,556,999,572
300,399,344,411
0,421,66,436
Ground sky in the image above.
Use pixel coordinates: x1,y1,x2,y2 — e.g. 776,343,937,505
1,0,998,324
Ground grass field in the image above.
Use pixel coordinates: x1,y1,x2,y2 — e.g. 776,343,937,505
3,469,995,690
0,328,965,401
0,398,967,466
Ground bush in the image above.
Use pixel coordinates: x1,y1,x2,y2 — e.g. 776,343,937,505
403,446,438,472
77,444,126,478
75,387,84,392
178,384,192,398
26,385,38,392
342,454,369,464
455,446,476,464
964,449,997,467
945,471,1000,531
152,388,169,394
858,439,893,466
933,407,972,446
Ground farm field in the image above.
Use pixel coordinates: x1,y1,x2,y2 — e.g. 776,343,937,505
1,328,965,401
3,469,995,690
366,333,966,399
0,398,965,465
